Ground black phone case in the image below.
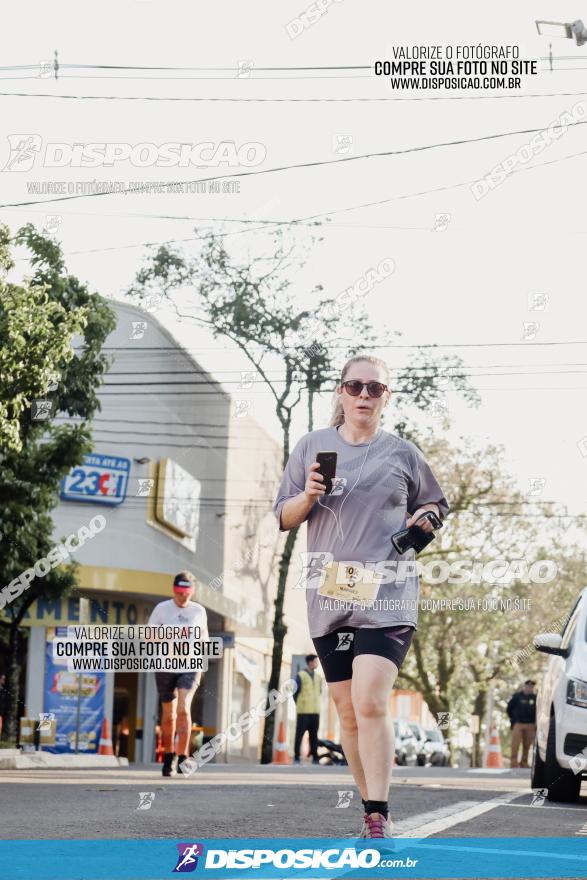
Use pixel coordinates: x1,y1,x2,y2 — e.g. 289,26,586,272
316,453,337,495
391,511,442,555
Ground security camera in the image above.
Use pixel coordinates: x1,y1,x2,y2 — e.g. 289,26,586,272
535,18,587,46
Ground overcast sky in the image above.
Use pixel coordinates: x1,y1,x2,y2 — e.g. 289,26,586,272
2,1,587,524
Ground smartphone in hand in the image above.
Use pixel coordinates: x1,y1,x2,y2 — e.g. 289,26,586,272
391,510,443,555
316,452,337,495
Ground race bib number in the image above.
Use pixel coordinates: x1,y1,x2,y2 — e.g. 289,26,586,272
318,562,380,603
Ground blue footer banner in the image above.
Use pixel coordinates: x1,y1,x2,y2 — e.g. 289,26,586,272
1,838,587,879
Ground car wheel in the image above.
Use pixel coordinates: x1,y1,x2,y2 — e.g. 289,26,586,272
417,755,425,767
545,715,581,803
530,734,546,789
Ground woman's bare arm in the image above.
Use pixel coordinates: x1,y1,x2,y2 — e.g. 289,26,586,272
279,462,325,530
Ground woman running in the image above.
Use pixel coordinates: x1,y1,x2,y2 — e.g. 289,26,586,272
273,353,449,839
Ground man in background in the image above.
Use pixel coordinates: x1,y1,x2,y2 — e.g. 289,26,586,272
148,572,208,776
293,654,323,765
507,679,537,769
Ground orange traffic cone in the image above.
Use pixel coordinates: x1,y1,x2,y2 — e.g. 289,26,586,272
486,724,503,768
98,718,114,756
272,719,291,764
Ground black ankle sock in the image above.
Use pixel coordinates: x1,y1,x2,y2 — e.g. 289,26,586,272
361,798,368,812
365,799,389,819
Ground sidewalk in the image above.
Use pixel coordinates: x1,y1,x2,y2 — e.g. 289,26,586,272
0,749,128,769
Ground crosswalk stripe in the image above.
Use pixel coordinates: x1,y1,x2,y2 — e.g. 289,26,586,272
396,791,522,838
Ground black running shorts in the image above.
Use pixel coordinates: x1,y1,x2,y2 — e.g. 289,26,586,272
154,671,201,703
311,625,415,683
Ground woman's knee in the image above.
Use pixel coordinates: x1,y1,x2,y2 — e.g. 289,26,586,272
353,693,389,720
333,695,357,731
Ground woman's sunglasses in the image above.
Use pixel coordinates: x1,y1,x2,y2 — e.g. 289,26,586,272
340,380,389,399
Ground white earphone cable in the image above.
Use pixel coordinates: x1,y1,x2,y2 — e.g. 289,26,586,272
317,432,377,545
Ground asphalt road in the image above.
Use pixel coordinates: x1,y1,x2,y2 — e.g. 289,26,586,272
1,763,585,840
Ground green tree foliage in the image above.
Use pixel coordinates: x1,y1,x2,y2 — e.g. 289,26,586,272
0,224,116,740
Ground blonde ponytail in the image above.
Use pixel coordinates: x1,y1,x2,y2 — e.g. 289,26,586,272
329,354,390,427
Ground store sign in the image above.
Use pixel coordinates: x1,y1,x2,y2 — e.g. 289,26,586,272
15,595,155,628
60,453,130,506
155,458,201,542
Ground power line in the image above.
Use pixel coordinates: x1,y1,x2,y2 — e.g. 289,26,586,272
4,118,587,210
5,89,587,103
59,73,376,82
101,364,587,378
56,64,373,72
103,361,587,373
8,145,587,262
100,340,587,352
96,369,587,388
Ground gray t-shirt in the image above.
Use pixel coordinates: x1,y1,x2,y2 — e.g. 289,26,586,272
273,425,449,638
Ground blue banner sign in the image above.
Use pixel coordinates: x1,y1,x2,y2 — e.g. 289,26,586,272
43,627,105,753
61,453,131,506
1,838,586,879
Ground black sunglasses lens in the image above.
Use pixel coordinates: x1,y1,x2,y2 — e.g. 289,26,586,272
367,383,386,398
345,381,363,396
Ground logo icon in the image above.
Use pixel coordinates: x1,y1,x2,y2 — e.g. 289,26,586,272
234,400,252,418
295,552,333,590
335,790,354,808
238,371,257,390
130,321,148,340
335,632,354,652
522,321,539,341
432,212,451,232
569,752,587,775
528,292,549,311
333,134,353,155
43,215,63,235
330,476,346,496
36,712,55,731
142,293,163,313
136,478,154,497
31,400,53,421
173,843,204,873
3,134,42,171
39,60,54,79
528,478,546,498
236,60,254,78
530,788,547,807
44,372,60,393
436,711,451,729
136,791,155,811
430,398,448,421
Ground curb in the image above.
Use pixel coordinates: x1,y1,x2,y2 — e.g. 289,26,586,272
0,750,129,770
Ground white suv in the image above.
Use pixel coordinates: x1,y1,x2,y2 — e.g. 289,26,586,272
531,587,587,802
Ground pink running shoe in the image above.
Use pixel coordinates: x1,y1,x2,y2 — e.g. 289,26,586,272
363,812,393,839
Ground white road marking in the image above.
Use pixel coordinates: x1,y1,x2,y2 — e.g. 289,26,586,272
468,769,510,775
503,802,586,812
396,791,522,838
